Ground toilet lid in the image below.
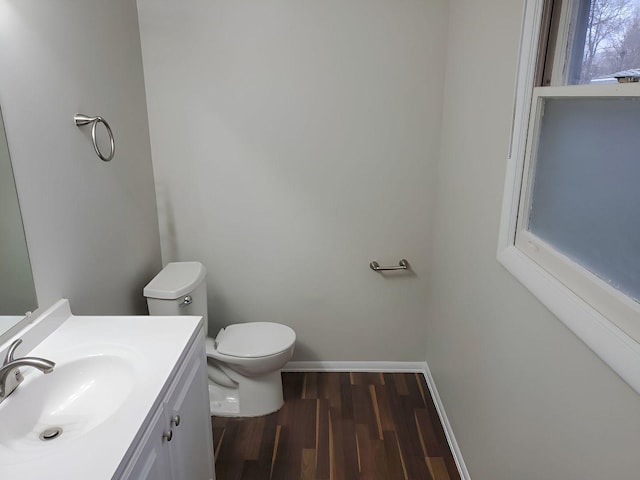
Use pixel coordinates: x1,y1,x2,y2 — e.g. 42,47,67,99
215,322,296,358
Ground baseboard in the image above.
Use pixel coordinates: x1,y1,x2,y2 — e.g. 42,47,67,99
282,360,471,480
421,362,471,480
283,361,428,372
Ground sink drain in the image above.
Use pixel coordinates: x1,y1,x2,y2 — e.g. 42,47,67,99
39,427,63,441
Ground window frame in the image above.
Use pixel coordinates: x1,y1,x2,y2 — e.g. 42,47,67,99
498,0,640,394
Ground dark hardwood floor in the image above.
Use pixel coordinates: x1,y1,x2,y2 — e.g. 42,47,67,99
211,372,460,480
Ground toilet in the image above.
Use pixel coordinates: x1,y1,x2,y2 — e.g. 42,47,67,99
143,262,296,417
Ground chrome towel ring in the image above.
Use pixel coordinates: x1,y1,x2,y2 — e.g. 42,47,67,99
74,113,115,162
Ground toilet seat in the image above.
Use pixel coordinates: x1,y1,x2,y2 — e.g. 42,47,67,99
214,322,296,358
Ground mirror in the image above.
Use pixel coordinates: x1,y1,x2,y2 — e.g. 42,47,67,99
0,104,37,333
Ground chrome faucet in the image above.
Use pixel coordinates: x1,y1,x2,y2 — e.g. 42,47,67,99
0,339,55,403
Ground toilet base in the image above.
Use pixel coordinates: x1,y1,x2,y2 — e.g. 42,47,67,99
208,384,240,416
208,370,285,417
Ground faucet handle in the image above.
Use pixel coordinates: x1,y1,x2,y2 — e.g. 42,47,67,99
4,339,23,365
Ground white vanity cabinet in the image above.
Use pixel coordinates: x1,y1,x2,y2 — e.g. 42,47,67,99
118,332,215,480
123,408,171,480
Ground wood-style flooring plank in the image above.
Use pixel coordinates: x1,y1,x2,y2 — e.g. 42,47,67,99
352,384,379,440
269,424,290,480
301,448,316,480
382,430,408,480
212,372,461,480
234,415,265,460
239,460,268,480
315,399,331,480
257,412,279,467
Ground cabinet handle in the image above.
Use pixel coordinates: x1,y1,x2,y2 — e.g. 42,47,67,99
163,430,173,442
171,415,181,427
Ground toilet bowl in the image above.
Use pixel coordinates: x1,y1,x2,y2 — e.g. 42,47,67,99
143,262,296,417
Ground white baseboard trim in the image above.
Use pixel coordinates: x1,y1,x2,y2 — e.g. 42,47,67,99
282,360,470,480
422,362,471,480
283,361,428,372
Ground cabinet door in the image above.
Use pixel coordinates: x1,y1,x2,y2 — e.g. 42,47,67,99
120,408,172,480
166,344,215,480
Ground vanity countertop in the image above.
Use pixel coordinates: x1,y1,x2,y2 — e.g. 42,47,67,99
0,300,203,480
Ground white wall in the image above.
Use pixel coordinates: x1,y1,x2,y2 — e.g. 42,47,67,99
138,0,448,360
0,0,161,314
427,0,640,478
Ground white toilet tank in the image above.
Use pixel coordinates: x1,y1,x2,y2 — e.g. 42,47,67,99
144,262,209,336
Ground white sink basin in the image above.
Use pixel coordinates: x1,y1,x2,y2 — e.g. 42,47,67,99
0,351,137,461
0,300,202,480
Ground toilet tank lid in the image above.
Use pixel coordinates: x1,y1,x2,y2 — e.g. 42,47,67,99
143,262,206,299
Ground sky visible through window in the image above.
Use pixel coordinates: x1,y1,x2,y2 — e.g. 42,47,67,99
580,0,640,82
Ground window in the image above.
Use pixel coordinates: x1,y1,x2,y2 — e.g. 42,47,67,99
542,0,640,86
499,0,640,393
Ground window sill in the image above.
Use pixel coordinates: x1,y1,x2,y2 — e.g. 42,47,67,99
497,244,640,394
